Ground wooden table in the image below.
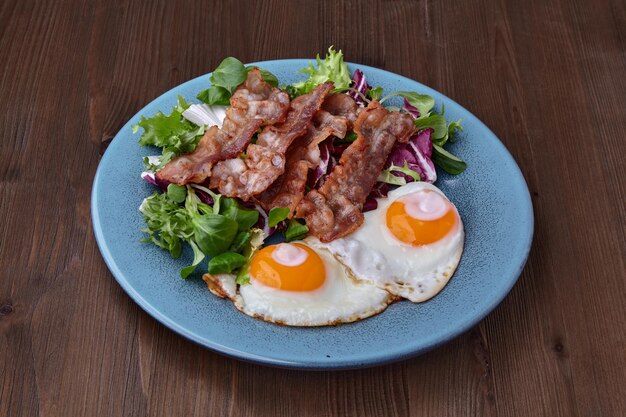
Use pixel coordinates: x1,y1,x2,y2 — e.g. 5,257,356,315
1,0,624,416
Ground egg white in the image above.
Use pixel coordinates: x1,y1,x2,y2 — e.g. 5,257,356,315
204,242,394,326
310,182,464,302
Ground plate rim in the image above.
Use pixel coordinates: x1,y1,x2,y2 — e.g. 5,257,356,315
91,59,534,369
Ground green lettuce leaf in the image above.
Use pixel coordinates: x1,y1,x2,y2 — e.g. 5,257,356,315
285,219,309,242
397,92,435,116
210,57,247,94
290,47,351,96
192,214,238,257
235,229,265,285
230,231,252,253
134,96,205,169
219,198,260,231
432,144,467,174
197,58,279,105
377,161,421,186
248,67,279,87
268,207,290,228
197,85,231,106
166,184,186,203
447,119,463,143
180,241,206,279
207,252,247,274
414,114,448,141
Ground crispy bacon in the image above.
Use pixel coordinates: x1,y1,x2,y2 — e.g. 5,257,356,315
156,69,289,185
255,100,353,214
320,93,360,123
209,82,333,200
296,100,416,242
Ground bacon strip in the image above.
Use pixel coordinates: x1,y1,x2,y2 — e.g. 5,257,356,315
320,93,359,123
255,96,356,214
209,82,333,200
156,69,289,185
295,100,416,242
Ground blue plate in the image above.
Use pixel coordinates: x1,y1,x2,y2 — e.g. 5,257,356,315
91,60,533,369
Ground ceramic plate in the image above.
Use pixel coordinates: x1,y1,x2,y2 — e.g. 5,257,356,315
91,60,533,369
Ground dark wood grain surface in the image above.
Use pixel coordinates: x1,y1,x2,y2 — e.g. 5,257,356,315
1,0,625,416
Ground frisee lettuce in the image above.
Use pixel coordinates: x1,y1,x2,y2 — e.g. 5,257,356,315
289,47,351,97
134,96,205,170
235,229,265,285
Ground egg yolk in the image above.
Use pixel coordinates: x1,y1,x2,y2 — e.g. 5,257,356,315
385,191,458,246
249,243,326,291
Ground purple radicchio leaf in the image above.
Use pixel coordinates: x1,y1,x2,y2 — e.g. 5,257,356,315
194,188,214,205
363,197,378,212
317,155,339,188
348,69,370,105
309,139,350,190
370,182,390,198
383,128,437,184
408,128,437,183
363,183,390,213
403,97,420,119
253,204,270,237
308,139,333,189
141,171,170,191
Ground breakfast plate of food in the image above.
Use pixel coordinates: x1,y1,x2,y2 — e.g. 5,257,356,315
91,48,533,369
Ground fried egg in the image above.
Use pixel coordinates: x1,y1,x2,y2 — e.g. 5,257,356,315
204,241,394,326
310,182,464,302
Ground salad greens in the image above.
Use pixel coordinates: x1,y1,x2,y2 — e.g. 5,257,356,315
235,229,265,285
432,144,467,175
285,219,309,242
268,207,290,228
380,91,435,117
413,114,448,141
346,66,466,177
166,184,187,203
140,184,258,278
230,231,252,253
288,47,351,97
197,57,279,106
378,162,421,186
210,57,248,93
197,57,247,106
135,47,470,281
367,86,384,101
207,252,247,274
218,197,259,232
134,96,205,170
253,68,279,87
